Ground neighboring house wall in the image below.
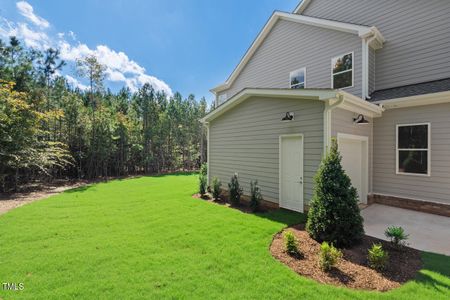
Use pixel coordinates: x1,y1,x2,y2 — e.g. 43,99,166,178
301,0,450,90
331,108,373,192
220,19,362,99
373,103,450,205
209,97,324,204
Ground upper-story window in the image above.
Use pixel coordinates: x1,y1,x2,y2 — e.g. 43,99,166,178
396,123,430,176
332,52,353,89
290,68,306,89
217,93,227,105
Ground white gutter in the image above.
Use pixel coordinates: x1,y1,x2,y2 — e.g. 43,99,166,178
323,94,344,153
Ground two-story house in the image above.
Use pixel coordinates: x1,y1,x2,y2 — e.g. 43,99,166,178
200,0,450,216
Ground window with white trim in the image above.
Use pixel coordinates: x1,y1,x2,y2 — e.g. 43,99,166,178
396,123,430,175
290,68,306,89
331,52,353,89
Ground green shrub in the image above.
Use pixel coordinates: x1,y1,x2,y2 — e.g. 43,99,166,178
384,226,409,249
306,139,364,247
368,243,389,271
212,177,222,200
228,173,243,206
200,163,208,176
199,174,207,196
319,242,342,272
249,180,262,212
283,231,300,256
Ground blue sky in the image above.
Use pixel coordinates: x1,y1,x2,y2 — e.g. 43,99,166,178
0,0,299,102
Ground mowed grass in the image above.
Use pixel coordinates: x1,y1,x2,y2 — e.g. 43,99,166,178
0,174,449,299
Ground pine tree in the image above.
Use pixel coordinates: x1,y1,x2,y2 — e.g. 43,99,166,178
306,138,364,247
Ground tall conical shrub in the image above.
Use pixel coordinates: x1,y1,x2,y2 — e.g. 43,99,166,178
306,138,364,247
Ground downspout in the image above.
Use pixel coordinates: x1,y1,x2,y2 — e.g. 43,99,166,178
323,95,344,154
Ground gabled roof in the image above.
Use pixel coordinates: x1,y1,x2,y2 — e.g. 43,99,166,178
201,88,383,123
211,11,384,94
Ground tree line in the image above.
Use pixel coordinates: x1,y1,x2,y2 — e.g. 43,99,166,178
0,37,209,192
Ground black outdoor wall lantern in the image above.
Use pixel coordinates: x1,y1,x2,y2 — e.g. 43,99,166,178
353,114,369,124
282,112,294,121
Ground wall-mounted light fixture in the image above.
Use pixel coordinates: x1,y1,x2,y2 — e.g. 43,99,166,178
282,112,294,121
353,114,369,124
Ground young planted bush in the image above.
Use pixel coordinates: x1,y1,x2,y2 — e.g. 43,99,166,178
385,226,409,249
306,139,364,247
368,243,389,271
199,174,207,196
250,180,263,212
228,174,243,205
319,242,342,272
212,177,222,200
200,163,208,176
284,231,301,257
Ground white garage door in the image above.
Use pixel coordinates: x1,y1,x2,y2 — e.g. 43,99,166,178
338,134,369,204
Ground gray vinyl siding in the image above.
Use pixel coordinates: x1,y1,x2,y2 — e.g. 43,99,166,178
222,19,362,99
373,103,450,205
331,108,373,193
209,96,324,204
302,0,450,90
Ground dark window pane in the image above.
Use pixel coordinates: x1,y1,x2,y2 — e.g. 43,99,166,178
290,69,305,87
333,71,352,89
398,150,428,174
332,53,353,74
398,125,428,149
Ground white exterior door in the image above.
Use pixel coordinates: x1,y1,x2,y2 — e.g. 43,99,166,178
338,134,369,204
279,135,304,212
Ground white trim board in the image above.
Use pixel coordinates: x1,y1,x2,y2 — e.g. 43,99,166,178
210,11,384,94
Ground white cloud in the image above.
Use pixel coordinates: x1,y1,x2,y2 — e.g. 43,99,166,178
16,1,49,28
0,2,173,96
65,75,89,91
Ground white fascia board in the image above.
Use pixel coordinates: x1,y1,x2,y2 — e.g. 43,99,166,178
210,11,384,94
200,88,338,123
372,91,450,109
337,91,384,117
293,0,312,14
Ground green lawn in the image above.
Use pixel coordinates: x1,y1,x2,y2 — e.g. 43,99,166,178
0,174,449,299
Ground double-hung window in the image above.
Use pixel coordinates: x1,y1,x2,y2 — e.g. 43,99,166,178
290,68,306,89
331,52,353,89
396,123,430,176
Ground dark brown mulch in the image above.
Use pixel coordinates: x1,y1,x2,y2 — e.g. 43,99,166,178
192,193,269,213
270,225,422,291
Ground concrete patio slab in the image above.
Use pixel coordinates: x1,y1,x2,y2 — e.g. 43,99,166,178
361,204,450,256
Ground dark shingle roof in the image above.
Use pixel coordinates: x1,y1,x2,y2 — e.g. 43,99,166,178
368,78,450,102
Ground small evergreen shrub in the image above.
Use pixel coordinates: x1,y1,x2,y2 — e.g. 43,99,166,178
319,242,342,272
200,163,207,176
212,177,222,200
250,180,262,212
368,243,389,271
283,231,301,257
306,138,364,247
228,173,243,206
385,226,409,249
199,174,207,196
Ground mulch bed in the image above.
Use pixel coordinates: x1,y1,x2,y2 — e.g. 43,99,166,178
192,193,270,213
270,224,422,291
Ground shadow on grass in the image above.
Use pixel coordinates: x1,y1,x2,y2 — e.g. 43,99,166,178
255,208,306,227
414,252,450,292
63,185,96,193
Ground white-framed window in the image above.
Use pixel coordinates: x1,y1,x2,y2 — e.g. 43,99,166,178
289,67,306,89
217,93,227,105
396,123,431,176
331,52,353,89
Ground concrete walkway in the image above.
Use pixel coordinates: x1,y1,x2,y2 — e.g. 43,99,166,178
361,204,450,256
